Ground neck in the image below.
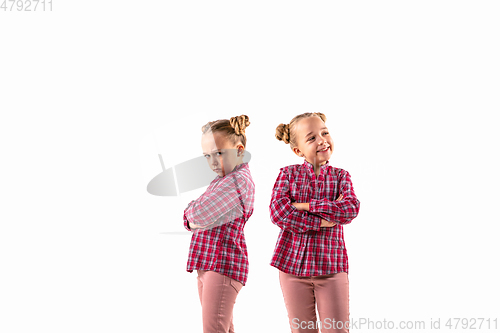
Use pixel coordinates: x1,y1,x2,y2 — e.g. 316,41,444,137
312,161,326,177
313,165,320,177
233,160,244,171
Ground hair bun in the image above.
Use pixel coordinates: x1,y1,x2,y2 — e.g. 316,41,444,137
229,115,250,135
315,112,327,122
201,121,214,133
275,123,290,144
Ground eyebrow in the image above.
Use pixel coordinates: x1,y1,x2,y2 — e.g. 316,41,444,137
202,149,222,155
305,127,328,138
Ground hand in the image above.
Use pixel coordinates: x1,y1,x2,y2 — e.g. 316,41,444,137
320,193,343,227
189,221,202,229
291,202,309,211
293,194,343,211
189,221,218,230
321,218,337,227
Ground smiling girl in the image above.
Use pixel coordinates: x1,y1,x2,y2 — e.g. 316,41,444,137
183,115,255,333
270,112,360,333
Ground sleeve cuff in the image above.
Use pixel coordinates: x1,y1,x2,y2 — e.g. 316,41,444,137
309,199,320,214
309,213,321,231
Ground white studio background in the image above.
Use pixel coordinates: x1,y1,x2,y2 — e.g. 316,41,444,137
1,1,499,332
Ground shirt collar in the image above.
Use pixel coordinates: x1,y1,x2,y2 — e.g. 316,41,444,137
216,162,247,178
233,162,247,172
303,159,330,177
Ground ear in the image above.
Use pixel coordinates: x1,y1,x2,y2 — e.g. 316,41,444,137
292,146,303,157
236,144,245,156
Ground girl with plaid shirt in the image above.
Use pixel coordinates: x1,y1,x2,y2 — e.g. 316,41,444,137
183,115,255,333
270,112,360,333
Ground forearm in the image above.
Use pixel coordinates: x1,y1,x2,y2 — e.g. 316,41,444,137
309,197,360,224
185,201,221,227
270,199,321,233
187,219,217,230
291,202,310,211
185,191,243,227
185,201,240,230
293,192,356,225
184,203,217,230
183,200,194,231
186,174,249,227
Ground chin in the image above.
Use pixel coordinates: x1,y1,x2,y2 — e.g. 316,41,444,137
317,156,331,164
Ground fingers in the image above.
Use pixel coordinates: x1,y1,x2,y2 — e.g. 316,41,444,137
336,193,344,201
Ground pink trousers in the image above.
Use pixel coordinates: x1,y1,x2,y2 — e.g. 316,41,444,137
197,270,243,333
279,271,350,333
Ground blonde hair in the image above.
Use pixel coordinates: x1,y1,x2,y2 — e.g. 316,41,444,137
201,115,250,147
275,112,327,149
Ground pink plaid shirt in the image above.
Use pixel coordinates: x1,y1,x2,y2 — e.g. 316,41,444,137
184,162,255,285
269,159,360,276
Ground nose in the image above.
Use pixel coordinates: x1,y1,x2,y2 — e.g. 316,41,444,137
211,156,219,167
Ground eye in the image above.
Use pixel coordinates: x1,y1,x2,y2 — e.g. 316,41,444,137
216,151,223,155
204,154,210,159
307,136,315,142
323,131,329,136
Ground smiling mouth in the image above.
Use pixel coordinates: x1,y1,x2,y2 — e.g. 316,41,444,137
317,146,330,153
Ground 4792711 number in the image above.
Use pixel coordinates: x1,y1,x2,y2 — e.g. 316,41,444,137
445,318,498,330
1,0,52,11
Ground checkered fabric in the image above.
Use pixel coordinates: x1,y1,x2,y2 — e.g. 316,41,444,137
269,159,360,276
184,162,255,285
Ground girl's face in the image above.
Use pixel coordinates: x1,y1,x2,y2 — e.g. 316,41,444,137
292,116,333,167
201,131,244,177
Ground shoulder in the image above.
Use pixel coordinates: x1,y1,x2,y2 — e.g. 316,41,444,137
232,163,254,185
237,163,252,177
278,163,303,175
329,166,353,180
273,164,304,185
331,166,346,175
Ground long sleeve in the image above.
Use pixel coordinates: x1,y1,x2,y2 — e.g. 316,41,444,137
183,173,246,229
184,162,254,285
309,170,360,225
269,168,321,233
183,200,195,231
